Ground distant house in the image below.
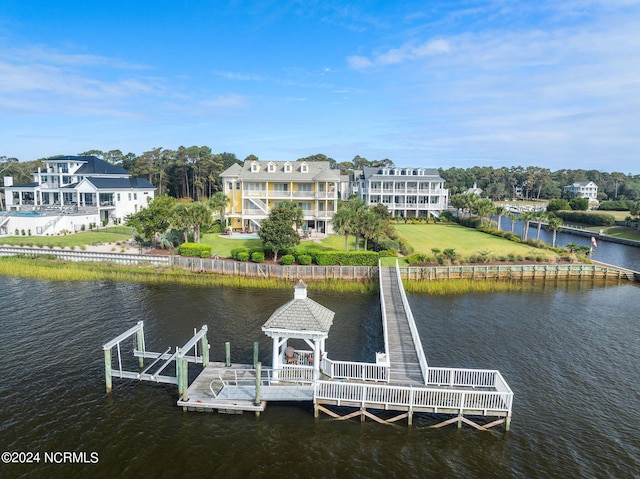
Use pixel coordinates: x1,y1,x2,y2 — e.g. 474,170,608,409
564,181,598,202
464,182,483,196
351,166,449,218
1,155,154,236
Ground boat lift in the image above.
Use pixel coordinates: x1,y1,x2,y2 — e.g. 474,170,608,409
102,321,209,399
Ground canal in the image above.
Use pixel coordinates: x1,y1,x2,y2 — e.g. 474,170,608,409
0,274,638,478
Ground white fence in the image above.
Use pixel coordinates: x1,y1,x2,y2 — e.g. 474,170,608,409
314,380,513,416
322,358,389,382
0,246,170,266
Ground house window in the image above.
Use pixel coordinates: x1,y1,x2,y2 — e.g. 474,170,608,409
134,193,137,200
301,162,308,173
267,162,276,172
117,193,121,202
228,182,233,191
236,182,241,190
251,162,259,172
284,162,292,173
128,193,132,201
297,183,312,192
273,183,289,192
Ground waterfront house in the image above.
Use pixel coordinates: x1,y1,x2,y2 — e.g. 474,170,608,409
351,166,449,218
2,155,155,235
564,181,598,202
220,159,341,234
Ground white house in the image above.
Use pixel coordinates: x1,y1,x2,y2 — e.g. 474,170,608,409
564,181,598,202
351,166,449,218
1,155,155,236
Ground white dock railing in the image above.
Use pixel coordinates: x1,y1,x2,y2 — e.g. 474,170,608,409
322,358,389,382
314,380,513,415
426,367,505,389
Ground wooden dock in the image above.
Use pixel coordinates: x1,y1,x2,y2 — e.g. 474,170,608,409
104,262,514,430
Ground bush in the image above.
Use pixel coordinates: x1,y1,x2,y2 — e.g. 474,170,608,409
236,251,250,262
406,253,430,264
280,254,295,265
398,238,414,256
230,247,248,260
298,254,312,265
179,242,213,258
315,251,379,266
547,198,571,212
555,211,615,226
376,239,399,251
378,249,398,257
251,251,265,263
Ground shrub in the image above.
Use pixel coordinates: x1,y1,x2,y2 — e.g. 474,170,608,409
547,198,571,212
406,253,430,264
376,239,399,251
230,247,248,260
378,249,398,257
280,254,295,265
315,251,379,266
179,242,213,258
398,239,414,256
298,254,312,265
236,251,250,262
251,251,265,263
555,211,615,226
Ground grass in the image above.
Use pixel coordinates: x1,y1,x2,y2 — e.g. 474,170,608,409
0,230,131,248
394,224,559,263
0,256,376,293
601,226,640,241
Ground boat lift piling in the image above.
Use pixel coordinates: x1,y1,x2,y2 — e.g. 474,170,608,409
102,322,209,397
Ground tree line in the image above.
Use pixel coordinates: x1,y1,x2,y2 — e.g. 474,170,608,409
3,151,640,202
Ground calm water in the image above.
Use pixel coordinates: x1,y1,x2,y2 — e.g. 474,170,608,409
0,276,639,479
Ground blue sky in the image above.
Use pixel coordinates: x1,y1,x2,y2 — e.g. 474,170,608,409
1,0,639,173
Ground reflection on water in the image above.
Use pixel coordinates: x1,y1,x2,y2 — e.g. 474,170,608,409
0,277,638,479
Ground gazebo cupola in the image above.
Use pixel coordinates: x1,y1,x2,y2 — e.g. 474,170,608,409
262,280,334,380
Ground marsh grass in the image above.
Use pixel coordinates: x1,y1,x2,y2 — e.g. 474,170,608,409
404,278,528,295
0,257,375,293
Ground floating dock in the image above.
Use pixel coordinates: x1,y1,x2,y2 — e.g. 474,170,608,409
104,262,513,431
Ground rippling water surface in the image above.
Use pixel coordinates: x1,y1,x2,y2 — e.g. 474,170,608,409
0,276,638,479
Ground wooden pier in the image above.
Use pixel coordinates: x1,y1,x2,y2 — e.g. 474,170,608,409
104,263,514,431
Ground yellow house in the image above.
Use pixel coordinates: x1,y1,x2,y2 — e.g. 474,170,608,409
220,160,340,234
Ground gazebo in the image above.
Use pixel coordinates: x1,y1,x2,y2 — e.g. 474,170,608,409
262,280,334,380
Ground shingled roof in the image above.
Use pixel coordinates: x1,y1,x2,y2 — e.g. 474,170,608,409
262,280,334,334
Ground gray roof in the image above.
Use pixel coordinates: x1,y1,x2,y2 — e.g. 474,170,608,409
361,166,443,181
262,297,334,333
221,160,341,182
86,177,155,189
49,156,130,175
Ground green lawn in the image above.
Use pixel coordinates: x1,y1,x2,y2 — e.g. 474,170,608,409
0,230,131,248
394,224,558,260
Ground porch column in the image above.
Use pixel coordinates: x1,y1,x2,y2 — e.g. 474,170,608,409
272,336,280,380
313,340,320,380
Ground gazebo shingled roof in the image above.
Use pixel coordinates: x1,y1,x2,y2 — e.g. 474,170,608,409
262,280,334,334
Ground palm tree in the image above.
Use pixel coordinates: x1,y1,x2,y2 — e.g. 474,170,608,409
360,209,383,250
208,192,230,227
507,211,517,233
520,211,533,241
534,211,548,241
547,216,563,248
332,204,356,251
494,206,506,231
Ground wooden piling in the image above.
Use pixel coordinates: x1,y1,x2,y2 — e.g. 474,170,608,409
136,332,144,368
201,335,209,366
104,348,112,393
255,361,262,406
253,341,259,368
225,342,231,367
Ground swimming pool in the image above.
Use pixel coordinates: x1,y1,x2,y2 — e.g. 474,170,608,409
227,234,260,239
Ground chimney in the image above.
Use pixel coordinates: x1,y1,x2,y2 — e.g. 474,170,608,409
4,176,13,187
294,279,308,299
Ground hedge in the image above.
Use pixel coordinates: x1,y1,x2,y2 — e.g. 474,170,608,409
251,251,265,263
315,251,379,266
555,211,615,226
280,254,295,265
179,242,213,258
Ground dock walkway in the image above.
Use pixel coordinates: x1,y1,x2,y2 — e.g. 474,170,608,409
379,266,425,385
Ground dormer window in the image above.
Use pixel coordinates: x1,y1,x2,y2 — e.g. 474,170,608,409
284,162,293,173
300,162,309,173
267,162,276,173
394,169,401,176
250,161,260,172
382,168,389,175
417,168,425,176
